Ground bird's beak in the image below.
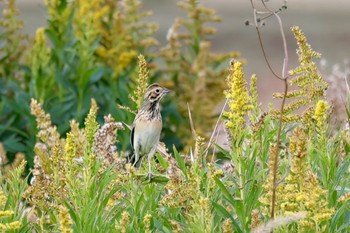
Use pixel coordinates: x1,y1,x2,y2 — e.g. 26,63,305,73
163,88,171,94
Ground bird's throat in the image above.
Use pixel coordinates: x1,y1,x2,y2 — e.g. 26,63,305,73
142,101,160,120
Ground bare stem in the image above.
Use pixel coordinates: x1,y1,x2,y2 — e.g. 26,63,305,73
270,79,288,219
204,99,228,160
249,0,290,221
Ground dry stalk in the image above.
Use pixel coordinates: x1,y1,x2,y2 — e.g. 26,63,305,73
249,0,289,220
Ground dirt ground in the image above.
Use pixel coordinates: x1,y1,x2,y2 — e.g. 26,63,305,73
11,0,350,108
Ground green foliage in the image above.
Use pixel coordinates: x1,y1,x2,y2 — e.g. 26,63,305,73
0,161,29,232
0,0,156,165
0,0,237,166
0,0,349,232
158,0,240,148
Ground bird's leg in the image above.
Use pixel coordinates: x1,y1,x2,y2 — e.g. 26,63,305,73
132,146,140,167
147,146,157,180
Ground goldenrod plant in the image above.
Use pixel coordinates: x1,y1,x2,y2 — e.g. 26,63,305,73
158,0,240,149
0,0,349,232
0,190,21,231
0,160,28,232
246,1,350,232
0,0,157,165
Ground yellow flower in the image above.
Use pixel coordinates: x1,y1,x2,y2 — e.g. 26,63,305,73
338,193,350,202
285,184,297,192
222,218,233,233
0,189,22,231
116,211,130,233
313,100,329,131
0,221,21,231
58,205,73,233
224,60,253,130
96,46,108,58
0,190,7,206
143,213,152,233
35,27,46,45
295,193,307,202
260,127,334,230
64,132,76,164
115,50,137,74
0,210,14,217
131,54,150,109
250,209,261,229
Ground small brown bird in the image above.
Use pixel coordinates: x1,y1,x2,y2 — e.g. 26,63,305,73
130,83,170,176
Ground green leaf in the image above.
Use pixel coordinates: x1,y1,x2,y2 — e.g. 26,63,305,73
173,146,187,177
89,67,105,83
212,201,243,233
213,176,235,206
156,153,169,170
135,193,145,215
2,135,27,152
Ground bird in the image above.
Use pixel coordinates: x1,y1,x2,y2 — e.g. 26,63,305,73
129,83,170,177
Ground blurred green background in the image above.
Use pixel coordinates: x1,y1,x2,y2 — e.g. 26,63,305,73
1,0,349,166
14,0,350,106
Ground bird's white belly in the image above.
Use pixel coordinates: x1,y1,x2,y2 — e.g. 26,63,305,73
134,120,161,155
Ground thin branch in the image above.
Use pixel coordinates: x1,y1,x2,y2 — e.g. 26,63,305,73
249,0,290,221
204,99,228,159
262,1,289,79
270,79,288,219
249,1,283,80
255,26,283,80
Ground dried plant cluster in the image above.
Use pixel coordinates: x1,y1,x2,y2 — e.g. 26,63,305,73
0,0,349,232
321,59,350,128
221,25,349,232
158,0,240,146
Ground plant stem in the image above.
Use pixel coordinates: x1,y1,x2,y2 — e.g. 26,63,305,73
249,0,290,220
270,79,288,219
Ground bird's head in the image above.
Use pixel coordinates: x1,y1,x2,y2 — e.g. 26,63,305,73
144,83,170,103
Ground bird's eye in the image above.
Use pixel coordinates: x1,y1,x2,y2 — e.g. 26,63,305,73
155,89,160,93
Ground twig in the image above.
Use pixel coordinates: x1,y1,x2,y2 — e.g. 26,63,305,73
249,0,290,221
204,99,228,160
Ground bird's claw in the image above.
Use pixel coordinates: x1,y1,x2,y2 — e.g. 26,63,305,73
147,172,153,181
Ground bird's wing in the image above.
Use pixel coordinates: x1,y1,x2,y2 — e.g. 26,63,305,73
128,124,136,164
130,125,135,152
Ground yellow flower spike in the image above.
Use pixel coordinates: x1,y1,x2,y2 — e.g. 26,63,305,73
64,132,76,164
96,46,108,58
271,27,328,124
291,26,321,64
222,218,233,233
0,221,21,231
338,193,350,202
0,210,14,217
115,50,137,73
260,126,334,230
0,189,22,231
224,60,253,131
313,100,329,132
212,169,224,179
116,211,130,233
84,99,99,146
170,220,182,233
132,54,150,109
143,213,152,233
58,205,73,233
31,27,50,65
0,191,7,207
35,27,46,45
249,74,258,104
